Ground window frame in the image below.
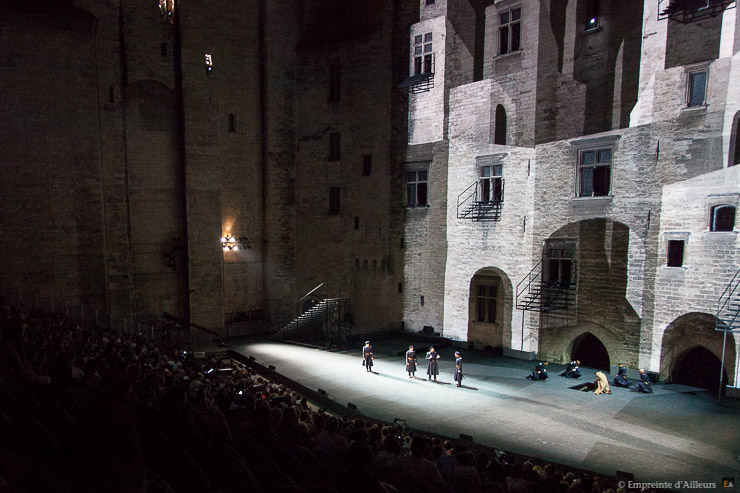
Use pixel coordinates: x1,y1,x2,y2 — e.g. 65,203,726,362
405,162,430,208
666,239,685,267
329,132,340,161
687,68,708,108
498,6,522,56
476,281,499,324
710,205,736,232
576,147,612,198
584,0,599,31
413,32,434,75
328,60,341,103
329,187,341,215
479,164,504,203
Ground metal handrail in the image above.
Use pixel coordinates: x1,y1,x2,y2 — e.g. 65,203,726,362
516,260,542,301
716,267,740,330
457,181,479,218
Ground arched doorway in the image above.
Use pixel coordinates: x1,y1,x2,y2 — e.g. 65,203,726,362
467,268,513,350
571,332,610,371
672,346,728,392
660,312,736,389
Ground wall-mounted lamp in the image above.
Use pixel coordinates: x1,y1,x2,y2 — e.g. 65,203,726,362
221,234,250,251
205,54,213,74
158,0,175,23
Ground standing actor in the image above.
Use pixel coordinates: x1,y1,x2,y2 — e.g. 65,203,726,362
613,363,630,388
426,347,440,381
526,361,549,381
634,369,653,393
594,371,611,395
363,341,373,372
405,346,417,378
559,360,582,379
453,351,463,387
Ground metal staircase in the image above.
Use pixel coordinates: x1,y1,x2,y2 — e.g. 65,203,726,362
716,267,740,332
456,181,504,222
515,261,574,312
274,297,351,346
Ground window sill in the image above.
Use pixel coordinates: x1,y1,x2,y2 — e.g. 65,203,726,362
681,105,707,115
494,50,523,61
581,26,603,36
405,205,431,210
572,195,613,202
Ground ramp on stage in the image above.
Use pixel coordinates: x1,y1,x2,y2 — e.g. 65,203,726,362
224,337,740,487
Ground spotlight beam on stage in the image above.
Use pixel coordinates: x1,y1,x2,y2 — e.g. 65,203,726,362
235,341,740,484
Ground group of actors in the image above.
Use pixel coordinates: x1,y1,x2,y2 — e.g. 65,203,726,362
363,340,654,395
526,360,654,394
362,342,464,387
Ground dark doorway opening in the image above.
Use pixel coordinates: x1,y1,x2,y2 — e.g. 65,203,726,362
571,333,610,371
672,346,728,393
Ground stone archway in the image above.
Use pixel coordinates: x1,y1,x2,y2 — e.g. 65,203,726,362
660,312,736,388
672,346,729,392
467,267,513,350
570,332,610,371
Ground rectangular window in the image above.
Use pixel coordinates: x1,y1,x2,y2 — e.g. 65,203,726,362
688,70,707,107
407,170,428,207
329,61,340,102
329,132,340,161
414,33,433,75
476,283,498,323
329,187,340,215
546,247,574,285
363,155,372,176
710,205,735,232
584,0,599,31
354,216,360,229
667,240,684,267
426,0,435,4
479,165,504,203
499,7,521,55
578,148,611,197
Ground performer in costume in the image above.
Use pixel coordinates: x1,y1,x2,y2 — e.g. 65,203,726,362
613,363,630,388
405,345,417,378
594,371,611,395
453,351,463,387
526,361,549,380
426,346,440,381
559,360,582,378
362,341,373,372
634,369,653,393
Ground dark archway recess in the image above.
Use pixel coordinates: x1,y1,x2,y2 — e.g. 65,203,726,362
571,333,610,371
672,346,728,392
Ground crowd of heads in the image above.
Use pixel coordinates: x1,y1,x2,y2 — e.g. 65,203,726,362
0,299,663,492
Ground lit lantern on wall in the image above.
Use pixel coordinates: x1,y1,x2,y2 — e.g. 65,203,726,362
221,235,250,251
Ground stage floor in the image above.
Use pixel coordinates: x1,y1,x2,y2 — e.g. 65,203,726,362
228,338,740,488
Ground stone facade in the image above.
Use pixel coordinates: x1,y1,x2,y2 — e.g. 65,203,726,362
403,0,740,388
1,0,739,388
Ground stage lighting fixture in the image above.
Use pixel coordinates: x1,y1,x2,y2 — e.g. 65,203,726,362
459,433,474,442
268,364,276,371
347,402,357,410
318,388,327,395
248,355,256,361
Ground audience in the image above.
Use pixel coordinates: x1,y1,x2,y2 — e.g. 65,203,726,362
0,299,661,492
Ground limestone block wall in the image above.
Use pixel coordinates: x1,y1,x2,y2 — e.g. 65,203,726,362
0,2,113,315
483,0,539,146
530,126,662,366
650,165,740,383
443,81,536,349
292,2,403,332
402,142,449,334
409,16,447,145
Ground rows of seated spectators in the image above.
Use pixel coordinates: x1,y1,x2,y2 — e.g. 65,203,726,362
0,300,660,493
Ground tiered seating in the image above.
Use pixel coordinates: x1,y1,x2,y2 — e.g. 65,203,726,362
0,299,639,493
